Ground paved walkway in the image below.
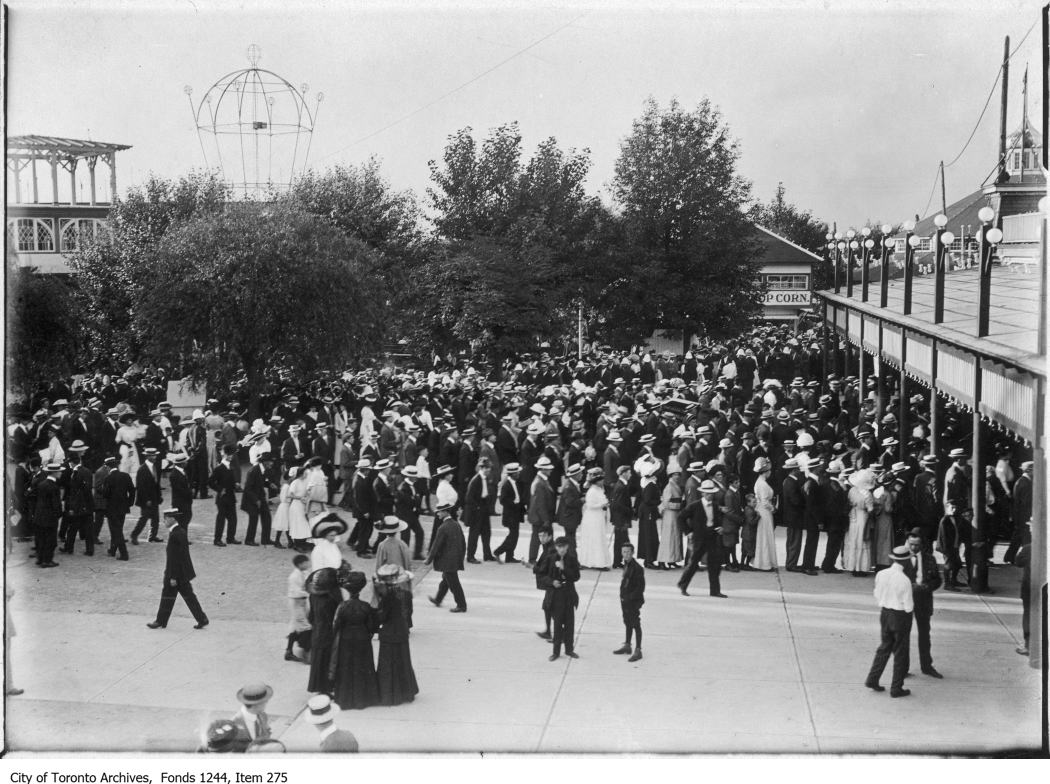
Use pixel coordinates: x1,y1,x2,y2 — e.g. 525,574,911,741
3,503,1042,755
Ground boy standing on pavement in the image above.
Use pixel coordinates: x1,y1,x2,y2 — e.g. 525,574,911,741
613,542,645,662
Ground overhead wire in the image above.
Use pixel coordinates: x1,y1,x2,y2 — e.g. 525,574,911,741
313,11,588,165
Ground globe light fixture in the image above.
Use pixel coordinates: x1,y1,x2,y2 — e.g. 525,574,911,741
864,238,874,248
846,229,856,239
849,241,859,250
834,232,843,240
861,227,871,237
880,224,892,235
903,220,916,232
977,206,995,224
933,214,948,228
907,235,921,247
826,232,834,241
837,241,846,250
941,231,955,245
986,227,1003,244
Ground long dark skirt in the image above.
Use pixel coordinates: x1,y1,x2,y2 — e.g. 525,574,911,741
376,640,419,706
307,594,339,693
332,635,379,710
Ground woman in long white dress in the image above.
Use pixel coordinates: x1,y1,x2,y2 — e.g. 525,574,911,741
752,457,778,571
288,468,312,550
576,468,612,569
656,466,684,568
871,471,895,569
271,468,294,549
305,459,328,518
115,415,144,480
843,468,876,576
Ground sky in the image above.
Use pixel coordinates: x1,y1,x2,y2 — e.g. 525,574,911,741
5,0,1045,231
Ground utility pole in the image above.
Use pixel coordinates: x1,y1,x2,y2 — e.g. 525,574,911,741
997,36,1011,183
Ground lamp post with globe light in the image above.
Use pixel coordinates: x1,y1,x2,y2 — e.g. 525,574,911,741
976,206,1002,337
903,220,918,315
846,229,857,298
932,213,953,324
860,226,872,302
833,232,844,293
879,223,893,308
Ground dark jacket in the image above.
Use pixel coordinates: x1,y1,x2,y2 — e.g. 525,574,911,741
608,479,633,529
556,477,584,533
781,473,805,529
426,515,466,572
240,463,268,513
102,469,136,517
34,476,64,528
135,461,162,509
65,463,93,516
619,558,646,607
528,475,556,528
462,473,495,529
208,461,238,505
537,550,580,611
499,476,525,527
169,467,193,513
372,473,395,518
164,523,196,583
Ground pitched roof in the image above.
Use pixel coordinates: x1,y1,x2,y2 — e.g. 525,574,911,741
753,224,822,266
7,135,132,157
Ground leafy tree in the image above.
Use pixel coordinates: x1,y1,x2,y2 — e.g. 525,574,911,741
420,124,606,360
68,171,229,369
752,182,832,290
135,201,385,416
602,97,763,351
6,265,83,397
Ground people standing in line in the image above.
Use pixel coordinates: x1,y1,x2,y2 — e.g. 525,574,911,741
374,564,419,706
526,457,557,565
146,508,209,630
903,528,943,679
609,465,634,569
329,571,379,711
612,542,645,663
865,545,915,698
540,536,581,661
463,458,496,564
751,457,777,572
305,567,343,695
209,444,241,546
494,463,525,564
426,501,467,613
656,465,684,569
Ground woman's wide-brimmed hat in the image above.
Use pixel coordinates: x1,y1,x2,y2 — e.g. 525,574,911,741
375,515,408,534
310,512,348,539
305,567,340,595
375,563,412,583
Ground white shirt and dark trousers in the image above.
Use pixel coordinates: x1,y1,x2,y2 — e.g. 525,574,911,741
865,562,914,696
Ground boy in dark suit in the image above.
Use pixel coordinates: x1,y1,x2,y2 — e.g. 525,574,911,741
533,528,555,639
540,536,580,661
613,542,645,662
147,509,210,629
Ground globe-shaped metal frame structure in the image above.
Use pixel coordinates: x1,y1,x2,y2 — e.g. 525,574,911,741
186,45,322,196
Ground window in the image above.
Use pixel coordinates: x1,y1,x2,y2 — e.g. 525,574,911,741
916,238,932,252
10,218,54,252
1013,152,1022,170
763,274,809,290
60,218,105,252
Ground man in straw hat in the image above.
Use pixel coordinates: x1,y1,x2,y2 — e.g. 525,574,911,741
147,509,210,630
678,478,727,598
493,463,525,564
526,456,557,565
426,501,468,612
304,694,359,752
865,545,916,698
61,441,94,556
34,462,65,567
132,446,164,545
904,527,943,679
463,457,497,564
555,463,585,550
229,682,273,752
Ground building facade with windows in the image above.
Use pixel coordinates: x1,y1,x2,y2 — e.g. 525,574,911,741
753,224,820,322
6,135,131,274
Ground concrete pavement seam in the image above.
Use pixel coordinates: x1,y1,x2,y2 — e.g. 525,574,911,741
85,630,193,702
773,570,822,752
972,586,1022,647
534,570,602,752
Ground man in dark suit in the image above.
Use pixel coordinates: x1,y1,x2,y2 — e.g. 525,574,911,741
147,508,210,629
229,682,273,751
456,428,479,498
209,444,240,546
426,502,467,612
132,447,163,545
241,453,275,546
494,463,525,563
62,445,95,555
539,536,580,661
527,458,557,564
92,454,114,545
556,464,584,549
371,459,395,520
613,541,645,662
533,528,556,638
821,465,849,573
282,424,309,470
101,458,134,560
350,462,376,557
609,465,634,568
34,463,65,567
463,458,496,563
395,465,425,559
903,527,943,679
496,415,519,467
912,455,941,550
781,458,806,571
168,452,194,525
1004,460,1033,564
311,422,337,504
799,459,823,575
678,479,727,598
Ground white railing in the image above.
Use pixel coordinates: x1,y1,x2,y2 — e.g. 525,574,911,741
1001,212,1044,244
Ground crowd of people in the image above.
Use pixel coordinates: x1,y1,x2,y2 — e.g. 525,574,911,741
5,322,1037,716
